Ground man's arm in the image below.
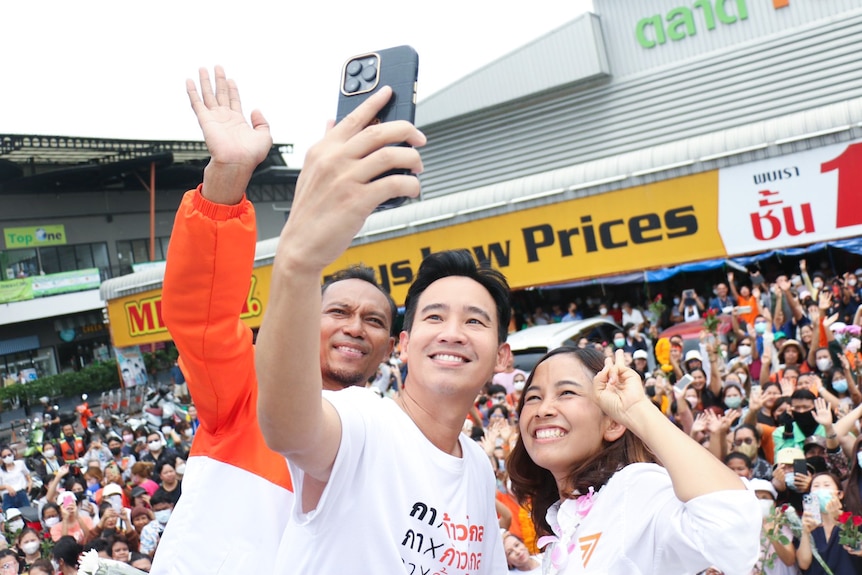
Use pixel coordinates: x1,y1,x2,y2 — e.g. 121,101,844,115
255,87,425,483
161,67,272,435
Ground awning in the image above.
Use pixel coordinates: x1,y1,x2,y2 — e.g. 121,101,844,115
0,335,40,356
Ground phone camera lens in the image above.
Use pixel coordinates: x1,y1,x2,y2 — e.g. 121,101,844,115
346,61,362,76
361,64,377,82
344,78,360,93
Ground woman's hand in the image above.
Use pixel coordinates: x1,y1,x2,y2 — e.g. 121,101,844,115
5,487,15,497
593,349,650,426
801,511,819,533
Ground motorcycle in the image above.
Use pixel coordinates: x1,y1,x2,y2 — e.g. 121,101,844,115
142,386,185,430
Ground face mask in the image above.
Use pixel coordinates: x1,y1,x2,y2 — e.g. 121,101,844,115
183,428,193,438
21,540,40,555
154,509,172,525
148,440,162,452
755,322,767,334
832,379,848,393
613,338,625,348
794,410,819,435
734,443,756,460
175,463,186,475
813,281,823,290
816,358,833,372
784,472,796,491
513,380,525,392
599,308,607,315
161,426,172,436
2,456,13,465
43,449,55,459
737,373,748,384
814,489,833,512
673,297,681,305
123,434,134,444
738,345,752,357
7,519,23,531
759,499,774,519
724,396,743,409
849,278,857,287
628,329,637,338
685,397,697,409
44,517,60,528
110,446,122,456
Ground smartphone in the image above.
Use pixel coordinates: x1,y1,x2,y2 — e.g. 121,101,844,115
682,289,695,298
750,383,761,395
802,493,822,524
337,46,419,210
793,458,808,476
674,374,694,394
735,305,752,314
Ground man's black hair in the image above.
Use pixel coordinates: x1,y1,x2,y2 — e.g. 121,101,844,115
403,250,511,344
322,264,398,336
790,389,816,402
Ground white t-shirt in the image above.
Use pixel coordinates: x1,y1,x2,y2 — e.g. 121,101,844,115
277,387,506,574
0,461,29,492
541,463,760,574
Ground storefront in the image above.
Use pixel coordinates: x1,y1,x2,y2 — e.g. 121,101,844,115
100,0,862,346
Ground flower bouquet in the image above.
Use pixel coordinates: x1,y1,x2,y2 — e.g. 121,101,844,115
838,511,862,551
703,308,720,336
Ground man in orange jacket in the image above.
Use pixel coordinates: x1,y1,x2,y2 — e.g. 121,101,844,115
153,66,396,574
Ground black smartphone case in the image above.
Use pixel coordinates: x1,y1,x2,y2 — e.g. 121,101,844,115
336,45,418,125
336,46,419,210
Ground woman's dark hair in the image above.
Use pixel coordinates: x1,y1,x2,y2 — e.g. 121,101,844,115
52,535,82,567
107,535,129,557
82,538,109,555
770,396,792,420
0,549,20,572
403,250,511,344
724,452,752,469
507,346,655,537
842,436,862,515
41,503,60,521
488,404,510,421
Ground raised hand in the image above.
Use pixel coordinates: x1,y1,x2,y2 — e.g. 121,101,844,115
592,349,650,427
812,397,833,427
187,66,272,169
819,291,833,311
690,412,708,436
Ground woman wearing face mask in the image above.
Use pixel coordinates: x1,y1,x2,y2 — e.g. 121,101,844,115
0,446,31,512
41,502,61,534
16,526,44,569
720,380,747,413
798,472,862,572
508,347,760,574
748,479,797,574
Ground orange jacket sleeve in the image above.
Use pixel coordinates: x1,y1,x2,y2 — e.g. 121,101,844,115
161,187,291,490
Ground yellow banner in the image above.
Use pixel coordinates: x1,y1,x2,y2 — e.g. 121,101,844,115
324,171,726,303
106,171,725,346
107,274,268,348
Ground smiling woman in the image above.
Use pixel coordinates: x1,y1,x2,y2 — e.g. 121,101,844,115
507,346,762,574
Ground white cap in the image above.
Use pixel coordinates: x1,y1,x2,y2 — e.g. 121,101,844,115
4,508,21,522
748,478,777,499
633,350,648,360
685,350,702,363
102,483,123,498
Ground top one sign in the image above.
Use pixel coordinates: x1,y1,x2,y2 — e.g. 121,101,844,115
3,225,67,249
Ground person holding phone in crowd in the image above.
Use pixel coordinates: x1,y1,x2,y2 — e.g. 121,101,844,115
154,67,401,573
507,346,760,573
255,83,508,572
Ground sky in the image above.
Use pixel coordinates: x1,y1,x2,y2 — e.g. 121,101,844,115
1,0,593,166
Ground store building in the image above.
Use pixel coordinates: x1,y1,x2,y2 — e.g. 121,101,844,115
0,137,295,381
102,0,862,349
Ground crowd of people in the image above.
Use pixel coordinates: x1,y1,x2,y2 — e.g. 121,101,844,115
0,403,200,573
9,66,860,575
